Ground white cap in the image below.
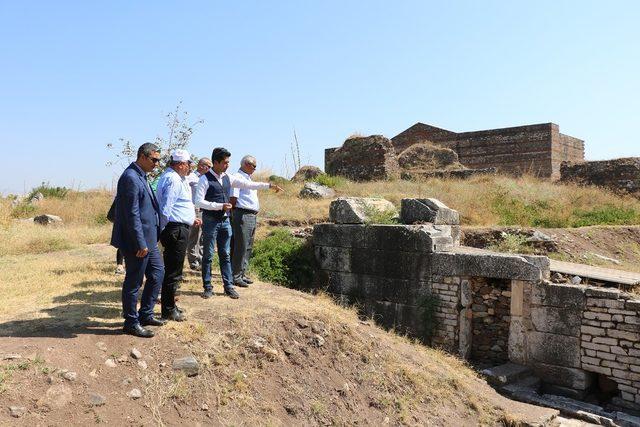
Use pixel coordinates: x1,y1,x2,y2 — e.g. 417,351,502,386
170,149,193,163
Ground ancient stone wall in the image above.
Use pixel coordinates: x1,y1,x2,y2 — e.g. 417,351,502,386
388,122,585,179
560,157,640,196
470,277,511,364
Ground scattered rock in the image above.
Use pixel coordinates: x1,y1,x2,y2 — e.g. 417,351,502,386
89,369,98,378
116,355,127,363
130,348,142,359
571,276,582,285
296,318,309,329
137,360,148,370
30,192,44,204
312,334,325,347
249,337,266,351
551,272,566,283
400,198,459,225
95,342,107,351
87,392,106,407
329,197,396,224
37,384,73,410
261,346,279,360
337,383,351,396
527,230,554,243
62,371,77,381
141,375,151,385
201,403,209,411
590,253,622,265
105,358,117,368
2,354,22,360
172,356,199,376
122,377,133,385
299,182,335,199
33,214,63,226
127,389,142,399
9,406,27,418
291,165,323,182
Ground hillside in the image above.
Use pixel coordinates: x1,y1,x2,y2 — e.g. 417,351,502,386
0,244,558,426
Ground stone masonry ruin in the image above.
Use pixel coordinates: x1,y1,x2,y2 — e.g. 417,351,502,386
325,122,585,180
312,197,640,417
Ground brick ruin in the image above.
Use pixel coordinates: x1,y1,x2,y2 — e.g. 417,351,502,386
560,157,640,197
311,197,640,418
325,122,585,180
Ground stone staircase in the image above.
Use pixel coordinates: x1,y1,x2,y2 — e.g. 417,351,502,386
482,363,640,427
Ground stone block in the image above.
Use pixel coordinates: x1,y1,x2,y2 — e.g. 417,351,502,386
580,325,606,336
529,332,581,368
531,282,585,309
608,329,640,341
313,223,367,248
531,306,581,337
315,246,351,272
585,287,621,299
431,251,544,281
329,197,396,224
400,198,460,225
350,249,431,280
299,182,336,199
511,280,524,316
582,364,612,376
626,300,640,311
326,135,401,181
532,362,593,390
364,224,453,253
508,317,528,365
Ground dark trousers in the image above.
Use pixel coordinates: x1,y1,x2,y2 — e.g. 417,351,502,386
231,209,257,283
160,222,190,316
116,249,124,265
121,246,164,328
201,216,233,291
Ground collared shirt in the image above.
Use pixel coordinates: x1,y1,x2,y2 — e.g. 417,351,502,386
231,169,260,212
156,168,196,229
195,170,270,211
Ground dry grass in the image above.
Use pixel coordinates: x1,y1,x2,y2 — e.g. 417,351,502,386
257,174,640,227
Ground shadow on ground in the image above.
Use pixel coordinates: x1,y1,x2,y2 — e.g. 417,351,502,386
0,280,123,338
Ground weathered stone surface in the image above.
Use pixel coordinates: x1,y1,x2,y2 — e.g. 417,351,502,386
315,246,352,272
30,192,44,204
482,362,531,386
37,384,73,409
350,249,432,280
397,142,463,172
364,224,453,253
532,362,593,390
313,223,367,249
530,282,585,309
401,168,497,181
329,197,396,224
33,214,63,225
325,135,401,181
531,306,582,337
299,182,335,199
400,198,460,225
291,165,323,182
172,356,199,376
529,332,581,368
560,157,640,196
431,251,545,281
87,392,106,407
508,317,528,364
9,406,27,418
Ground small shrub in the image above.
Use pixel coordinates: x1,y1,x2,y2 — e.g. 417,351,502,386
268,175,288,185
363,206,399,225
11,202,38,218
250,229,316,288
313,174,347,189
488,233,535,254
28,182,70,200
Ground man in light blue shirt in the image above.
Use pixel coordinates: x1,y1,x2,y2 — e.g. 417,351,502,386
156,149,201,321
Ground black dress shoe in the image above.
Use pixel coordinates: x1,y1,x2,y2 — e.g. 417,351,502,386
242,276,253,284
123,324,154,338
234,280,249,288
162,309,186,322
224,288,240,299
140,317,167,327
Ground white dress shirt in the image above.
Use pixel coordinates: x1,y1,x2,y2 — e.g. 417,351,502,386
156,168,196,230
231,169,260,212
195,170,269,211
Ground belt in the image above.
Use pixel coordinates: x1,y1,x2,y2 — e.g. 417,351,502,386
167,221,190,227
234,207,259,215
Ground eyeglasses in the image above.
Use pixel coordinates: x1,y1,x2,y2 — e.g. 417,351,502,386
247,162,257,168
147,156,161,164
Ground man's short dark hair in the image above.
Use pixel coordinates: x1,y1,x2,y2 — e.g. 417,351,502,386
211,147,231,163
137,143,160,159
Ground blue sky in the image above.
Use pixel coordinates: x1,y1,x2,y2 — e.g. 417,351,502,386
1,1,639,194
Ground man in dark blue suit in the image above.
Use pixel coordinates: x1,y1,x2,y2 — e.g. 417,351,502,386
111,143,166,338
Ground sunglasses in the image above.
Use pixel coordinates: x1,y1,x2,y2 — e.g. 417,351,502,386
247,162,257,168
147,156,161,164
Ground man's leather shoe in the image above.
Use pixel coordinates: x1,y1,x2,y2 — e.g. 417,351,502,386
224,288,240,299
140,317,167,327
202,289,214,299
242,276,253,284
162,309,186,322
234,280,249,288
123,324,154,338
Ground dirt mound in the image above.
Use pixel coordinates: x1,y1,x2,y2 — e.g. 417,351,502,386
291,165,323,182
0,252,554,425
398,142,466,172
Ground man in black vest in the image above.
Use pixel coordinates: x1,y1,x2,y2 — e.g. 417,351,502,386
194,147,282,299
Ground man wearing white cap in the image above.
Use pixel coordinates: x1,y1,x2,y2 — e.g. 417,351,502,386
156,149,202,321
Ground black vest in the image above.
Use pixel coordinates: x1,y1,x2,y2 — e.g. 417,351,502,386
203,171,231,220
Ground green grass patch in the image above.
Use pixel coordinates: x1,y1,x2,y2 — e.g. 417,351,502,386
571,205,640,227
313,174,347,189
11,202,38,218
28,182,70,200
250,229,316,288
